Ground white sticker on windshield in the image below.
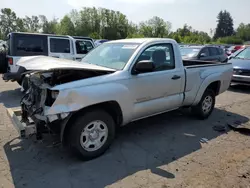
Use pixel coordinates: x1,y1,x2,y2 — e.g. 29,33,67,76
122,45,138,49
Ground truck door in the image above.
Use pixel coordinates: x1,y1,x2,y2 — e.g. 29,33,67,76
73,39,95,61
48,37,74,60
128,43,184,120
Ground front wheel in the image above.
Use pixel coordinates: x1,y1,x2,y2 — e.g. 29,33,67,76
17,77,29,93
69,110,116,160
191,89,215,119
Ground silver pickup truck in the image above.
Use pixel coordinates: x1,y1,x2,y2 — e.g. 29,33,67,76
15,38,232,160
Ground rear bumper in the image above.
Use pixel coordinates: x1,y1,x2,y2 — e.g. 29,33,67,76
231,75,250,85
2,72,21,82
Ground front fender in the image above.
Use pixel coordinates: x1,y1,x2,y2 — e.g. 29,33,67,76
44,83,134,124
193,72,221,105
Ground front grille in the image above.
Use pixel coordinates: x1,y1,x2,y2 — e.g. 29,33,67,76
233,69,250,76
29,82,47,109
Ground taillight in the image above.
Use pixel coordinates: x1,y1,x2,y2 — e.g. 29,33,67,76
8,58,13,65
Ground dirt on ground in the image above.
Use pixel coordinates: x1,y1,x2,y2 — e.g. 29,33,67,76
0,78,250,188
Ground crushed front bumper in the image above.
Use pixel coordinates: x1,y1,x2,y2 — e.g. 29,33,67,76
6,107,37,138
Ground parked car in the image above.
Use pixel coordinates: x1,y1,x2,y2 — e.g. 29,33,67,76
2,32,95,90
227,45,245,56
15,38,232,160
94,39,109,46
229,47,250,85
180,45,228,62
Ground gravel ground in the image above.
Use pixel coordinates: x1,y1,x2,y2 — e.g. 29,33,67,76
0,78,250,188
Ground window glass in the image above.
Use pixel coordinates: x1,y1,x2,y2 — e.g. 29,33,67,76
180,47,200,57
50,38,70,53
219,48,224,55
16,36,45,54
137,43,175,72
75,40,94,54
81,42,139,70
234,48,250,59
200,47,209,56
209,47,219,56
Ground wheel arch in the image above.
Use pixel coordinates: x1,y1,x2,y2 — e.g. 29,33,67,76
193,78,221,105
60,100,123,145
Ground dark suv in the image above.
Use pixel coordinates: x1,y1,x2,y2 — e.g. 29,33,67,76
180,45,228,62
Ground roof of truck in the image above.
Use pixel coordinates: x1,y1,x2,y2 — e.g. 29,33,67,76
108,38,176,44
9,32,93,40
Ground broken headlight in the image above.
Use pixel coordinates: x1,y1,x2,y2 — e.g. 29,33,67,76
51,90,59,99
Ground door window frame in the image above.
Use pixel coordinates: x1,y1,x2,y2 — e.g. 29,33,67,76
48,37,72,54
199,47,210,57
208,47,219,56
131,43,176,75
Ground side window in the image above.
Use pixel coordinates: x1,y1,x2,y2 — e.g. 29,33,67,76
75,40,94,54
200,47,209,56
219,48,225,55
209,47,219,56
137,43,175,72
50,38,70,53
15,35,47,56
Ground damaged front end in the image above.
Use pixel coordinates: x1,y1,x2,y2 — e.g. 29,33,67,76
20,69,110,140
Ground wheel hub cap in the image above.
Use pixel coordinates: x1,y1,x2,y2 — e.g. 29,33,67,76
80,120,108,152
202,96,213,113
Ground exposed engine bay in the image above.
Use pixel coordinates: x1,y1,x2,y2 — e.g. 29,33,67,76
32,69,110,87
20,69,113,138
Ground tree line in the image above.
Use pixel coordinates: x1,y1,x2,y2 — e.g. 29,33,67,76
0,7,250,45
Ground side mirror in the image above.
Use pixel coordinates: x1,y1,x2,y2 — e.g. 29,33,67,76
132,60,154,75
199,53,207,58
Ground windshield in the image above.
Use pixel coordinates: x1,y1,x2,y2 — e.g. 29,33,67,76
180,47,200,57
81,42,139,70
234,48,250,59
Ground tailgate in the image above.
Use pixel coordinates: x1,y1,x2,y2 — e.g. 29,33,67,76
7,56,21,73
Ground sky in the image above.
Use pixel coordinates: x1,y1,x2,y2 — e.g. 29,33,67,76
1,0,250,33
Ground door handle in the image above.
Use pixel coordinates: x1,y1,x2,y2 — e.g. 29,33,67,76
172,75,181,80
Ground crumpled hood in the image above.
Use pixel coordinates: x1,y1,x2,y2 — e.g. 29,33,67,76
17,56,116,72
229,58,250,70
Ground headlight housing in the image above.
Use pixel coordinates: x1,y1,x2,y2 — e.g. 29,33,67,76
51,90,59,99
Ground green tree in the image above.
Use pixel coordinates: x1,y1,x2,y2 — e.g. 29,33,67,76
39,15,58,34
236,23,250,42
214,10,234,39
170,24,211,44
57,15,75,35
139,16,171,37
16,18,26,32
23,16,40,32
216,36,243,45
0,8,18,39
176,24,192,37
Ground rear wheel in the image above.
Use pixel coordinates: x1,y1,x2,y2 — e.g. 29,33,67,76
69,110,116,160
191,89,215,119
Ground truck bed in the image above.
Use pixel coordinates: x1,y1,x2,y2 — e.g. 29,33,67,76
183,59,227,67
182,60,232,106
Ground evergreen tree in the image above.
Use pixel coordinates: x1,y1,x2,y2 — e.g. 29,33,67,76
214,10,234,39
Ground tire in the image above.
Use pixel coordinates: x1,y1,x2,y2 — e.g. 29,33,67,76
69,109,116,160
191,89,215,120
0,51,7,74
18,77,29,93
